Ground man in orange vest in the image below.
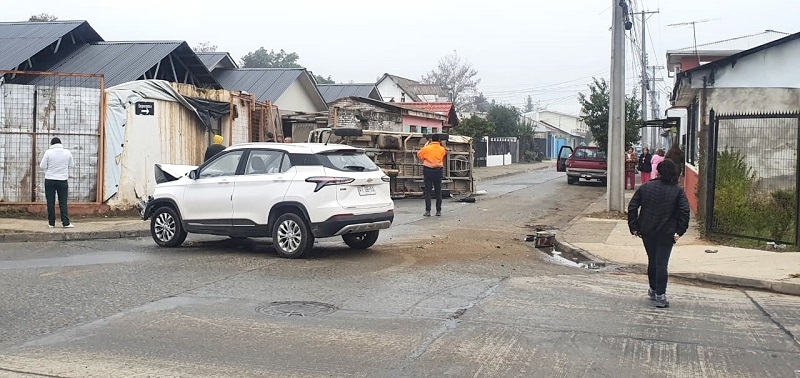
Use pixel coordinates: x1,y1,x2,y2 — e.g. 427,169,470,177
417,134,447,216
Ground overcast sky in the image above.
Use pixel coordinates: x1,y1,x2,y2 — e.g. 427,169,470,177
7,0,800,114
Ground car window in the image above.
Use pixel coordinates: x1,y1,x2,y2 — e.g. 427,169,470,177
199,151,243,179
575,149,605,160
318,150,379,172
246,150,287,175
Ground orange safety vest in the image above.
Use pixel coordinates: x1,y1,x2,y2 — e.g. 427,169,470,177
417,142,446,168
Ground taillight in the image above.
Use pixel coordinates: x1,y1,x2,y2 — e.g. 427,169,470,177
381,176,391,182
305,177,355,192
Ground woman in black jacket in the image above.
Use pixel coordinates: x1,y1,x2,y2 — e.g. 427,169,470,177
638,147,653,184
627,159,690,308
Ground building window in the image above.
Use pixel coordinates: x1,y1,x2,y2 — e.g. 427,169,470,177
409,125,418,132
421,127,428,134
432,128,439,133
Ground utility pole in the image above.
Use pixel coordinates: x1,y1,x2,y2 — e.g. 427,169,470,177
634,10,659,149
608,0,632,212
648,65,664,147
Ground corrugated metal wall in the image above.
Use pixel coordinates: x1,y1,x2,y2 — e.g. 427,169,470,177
0,79,102,203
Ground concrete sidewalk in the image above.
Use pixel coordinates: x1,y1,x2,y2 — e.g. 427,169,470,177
0,162,553,243
558,192,800,296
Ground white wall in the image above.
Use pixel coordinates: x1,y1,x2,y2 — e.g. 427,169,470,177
688,38,800,89
376,78,406,103
276,79,320,114
538,111,588,135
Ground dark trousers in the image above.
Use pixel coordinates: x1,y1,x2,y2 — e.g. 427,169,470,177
45,179,70,226
642,237,673,295
423,167,443,212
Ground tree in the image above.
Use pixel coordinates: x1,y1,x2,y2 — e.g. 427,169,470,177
241,48,301,68
421,51,480,111
314,74,335,84
577,77,641,151
473,92,491,113
193,41,218,53
451,115,496,141
524,95,534,113
487,104,523,137
28,13,57,22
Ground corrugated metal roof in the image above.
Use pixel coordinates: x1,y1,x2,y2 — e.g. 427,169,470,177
29,41,219,88
195,52,237,71
0,20,102,70
379,73,449,101
317,83,381,103
212,68,303,102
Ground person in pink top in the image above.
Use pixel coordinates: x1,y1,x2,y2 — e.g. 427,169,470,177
650,148,665,178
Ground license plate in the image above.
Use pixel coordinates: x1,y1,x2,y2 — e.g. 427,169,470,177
358,185,376,196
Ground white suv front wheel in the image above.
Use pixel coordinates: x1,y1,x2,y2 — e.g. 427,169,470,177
272,213,314,258
150,207,188,248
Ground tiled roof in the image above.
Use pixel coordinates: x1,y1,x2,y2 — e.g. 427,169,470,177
393,101,459,126
0,20,102,70
393,102,452,115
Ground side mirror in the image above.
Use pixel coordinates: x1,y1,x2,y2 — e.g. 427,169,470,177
188,170,198,180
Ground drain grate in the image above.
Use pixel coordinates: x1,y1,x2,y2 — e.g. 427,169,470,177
256,301,337,317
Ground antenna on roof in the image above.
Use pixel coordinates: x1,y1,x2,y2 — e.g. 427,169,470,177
667,19,720,67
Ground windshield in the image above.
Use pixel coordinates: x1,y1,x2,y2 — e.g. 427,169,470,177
318,150,379,172
573,148,606,160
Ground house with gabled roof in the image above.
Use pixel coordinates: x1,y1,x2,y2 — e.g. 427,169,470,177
666,29,791,77
23,41,220,88
195,52,238,72
376,73,449,103
317,83,382,104
0,20,103,73
212,68,327,114
393,102,459,130
670,30,800,219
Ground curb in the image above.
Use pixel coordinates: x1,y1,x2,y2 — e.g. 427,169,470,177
554,195,800,297
475,164,552,182
671,272,800,296
553,237,800,296
0,229,150,243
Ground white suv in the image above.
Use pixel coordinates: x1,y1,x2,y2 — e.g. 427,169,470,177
141,141,395,258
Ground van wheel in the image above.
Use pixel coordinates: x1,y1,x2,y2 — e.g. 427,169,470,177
272,213,313,258
150,207,187,247
342,231,380,249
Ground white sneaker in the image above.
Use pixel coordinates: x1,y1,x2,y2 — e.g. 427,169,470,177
48,225,55,228
63,224,74,228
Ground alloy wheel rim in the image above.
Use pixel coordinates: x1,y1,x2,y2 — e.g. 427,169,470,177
278,220,302,252
154,212,176,242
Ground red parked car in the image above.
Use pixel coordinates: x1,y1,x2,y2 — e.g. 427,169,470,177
556,146,607,185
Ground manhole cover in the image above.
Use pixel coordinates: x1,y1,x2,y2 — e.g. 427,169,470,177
256,301,337,317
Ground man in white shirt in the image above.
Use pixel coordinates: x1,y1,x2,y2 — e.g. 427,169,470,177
39,137,74,228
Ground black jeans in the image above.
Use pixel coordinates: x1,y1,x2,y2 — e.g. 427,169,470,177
642,236,674,295
44,179,70,226
423,167,443,212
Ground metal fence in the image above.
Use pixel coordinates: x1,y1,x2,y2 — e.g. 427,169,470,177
707,111,800,245
0,71,105,204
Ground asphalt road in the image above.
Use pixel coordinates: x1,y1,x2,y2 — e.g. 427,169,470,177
1,169,799,377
